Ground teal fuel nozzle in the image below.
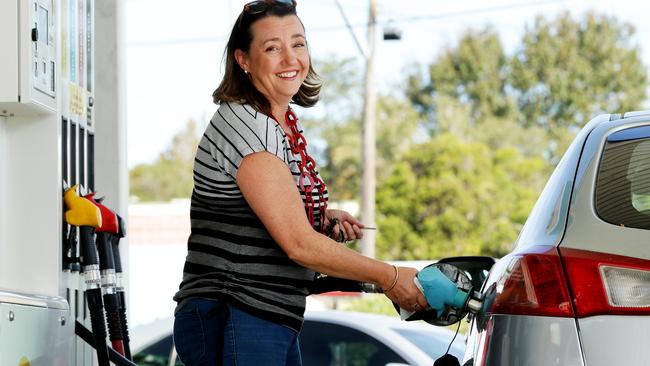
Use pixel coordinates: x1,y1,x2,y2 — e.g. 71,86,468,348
415,266,470,317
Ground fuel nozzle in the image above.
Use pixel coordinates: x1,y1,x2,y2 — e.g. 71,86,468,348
409,263,484,326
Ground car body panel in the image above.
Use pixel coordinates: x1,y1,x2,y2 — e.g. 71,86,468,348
578,316,650,366
513,114,610,251
561,118,650,259
462,113,650,366
466,315,583,366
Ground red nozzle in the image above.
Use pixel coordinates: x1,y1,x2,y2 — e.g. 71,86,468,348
84,193,119,234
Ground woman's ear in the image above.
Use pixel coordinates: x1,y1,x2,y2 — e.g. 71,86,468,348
234,49,249,73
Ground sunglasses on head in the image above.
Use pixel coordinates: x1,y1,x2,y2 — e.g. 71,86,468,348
243,0,296,14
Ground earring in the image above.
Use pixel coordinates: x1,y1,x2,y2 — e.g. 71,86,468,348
244,69,249,74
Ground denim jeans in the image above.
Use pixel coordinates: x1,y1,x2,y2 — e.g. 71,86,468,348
173,298,302,366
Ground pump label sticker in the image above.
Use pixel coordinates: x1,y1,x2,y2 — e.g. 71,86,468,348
69,85,86,118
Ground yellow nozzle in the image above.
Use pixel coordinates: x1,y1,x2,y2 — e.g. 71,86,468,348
64,184,102,227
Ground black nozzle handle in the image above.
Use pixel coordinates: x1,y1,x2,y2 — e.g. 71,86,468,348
96,232,116,271
111,235,123,274
79,226,98,267
116,214,127,238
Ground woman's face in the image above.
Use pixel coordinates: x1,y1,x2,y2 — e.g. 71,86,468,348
235,15,310,109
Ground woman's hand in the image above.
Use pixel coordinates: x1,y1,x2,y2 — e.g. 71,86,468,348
325,209,364,242
383,266,428,313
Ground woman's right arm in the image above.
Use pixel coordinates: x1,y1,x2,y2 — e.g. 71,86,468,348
236,151,427,312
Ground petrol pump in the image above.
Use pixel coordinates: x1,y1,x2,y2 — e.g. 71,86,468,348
0,1,129,365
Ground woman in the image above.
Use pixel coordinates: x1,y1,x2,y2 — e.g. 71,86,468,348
173,1,428,365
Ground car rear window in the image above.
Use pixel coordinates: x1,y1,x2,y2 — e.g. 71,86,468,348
595,125,650,230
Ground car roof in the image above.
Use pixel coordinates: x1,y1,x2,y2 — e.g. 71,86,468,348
306,310,455,335
304,310,465,363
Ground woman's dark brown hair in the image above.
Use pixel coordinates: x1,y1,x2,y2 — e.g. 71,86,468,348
213,2,321,116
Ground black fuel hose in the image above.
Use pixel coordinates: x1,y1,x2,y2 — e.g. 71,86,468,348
113,214,132,360
75,321,137,366
79,226,110,366
97,231,125,356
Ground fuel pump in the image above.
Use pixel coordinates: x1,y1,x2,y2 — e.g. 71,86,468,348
0,1,126,365
84,193,126,358
63,185,110,366
64,187,136,366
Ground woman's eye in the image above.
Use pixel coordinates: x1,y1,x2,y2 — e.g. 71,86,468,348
294,42,306,48
266,46,280,52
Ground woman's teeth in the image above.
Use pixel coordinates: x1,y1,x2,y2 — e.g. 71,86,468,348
277,71,297,78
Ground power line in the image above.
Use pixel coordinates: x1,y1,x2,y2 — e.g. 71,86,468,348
127,0,566,47
312,0,567,32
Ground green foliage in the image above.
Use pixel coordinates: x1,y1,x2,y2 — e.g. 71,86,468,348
511,12,647,133
317,95,420,200
129,120,200,202
316,56,364,123
343,294,399,316
408,12,647,160
376,134,545,259
407,28,514,130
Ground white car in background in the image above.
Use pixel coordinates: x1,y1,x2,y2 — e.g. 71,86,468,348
301,310,465,365
132,310,465,366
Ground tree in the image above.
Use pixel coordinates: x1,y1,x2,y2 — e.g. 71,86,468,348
407,27,514,132
305,58,419,200
376,134,545,259
316,95,420,200
129,119,200,201
511,12,647,134
407,12,648,160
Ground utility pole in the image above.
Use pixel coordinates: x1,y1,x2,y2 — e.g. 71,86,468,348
335,0,378,258
360,0,377,258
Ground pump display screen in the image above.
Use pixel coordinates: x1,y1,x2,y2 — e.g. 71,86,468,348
37,5,48,42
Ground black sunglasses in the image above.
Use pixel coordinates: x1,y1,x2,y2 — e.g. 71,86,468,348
243,0,296,15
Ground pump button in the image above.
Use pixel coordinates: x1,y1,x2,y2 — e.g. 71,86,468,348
31,28,38,42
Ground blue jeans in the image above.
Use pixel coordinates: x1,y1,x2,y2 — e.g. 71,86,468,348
173,298,302,366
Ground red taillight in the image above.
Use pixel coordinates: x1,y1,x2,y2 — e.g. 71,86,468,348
560,247,650,317
487,246,574,317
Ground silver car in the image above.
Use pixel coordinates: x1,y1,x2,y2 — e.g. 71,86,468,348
447,111,650,366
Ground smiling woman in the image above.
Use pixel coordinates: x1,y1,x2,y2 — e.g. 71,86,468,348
234,16,311,117
171,1,437,365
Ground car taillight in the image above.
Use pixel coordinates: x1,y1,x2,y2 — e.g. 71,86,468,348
560,247,650,317
487,246,574,317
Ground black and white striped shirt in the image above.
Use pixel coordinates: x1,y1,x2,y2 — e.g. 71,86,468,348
173,102,328,331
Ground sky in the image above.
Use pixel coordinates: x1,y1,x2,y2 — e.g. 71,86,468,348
126,0,650,168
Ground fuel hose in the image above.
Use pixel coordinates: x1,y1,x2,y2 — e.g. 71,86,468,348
64,186,110,366
112,214,132,360
85,194,126,357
